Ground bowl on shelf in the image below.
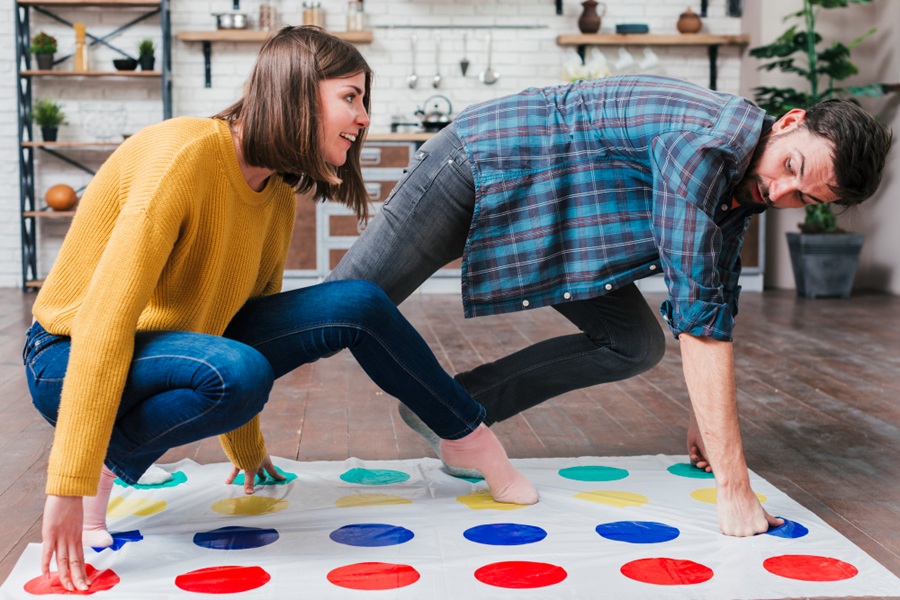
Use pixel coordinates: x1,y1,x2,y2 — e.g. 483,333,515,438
113,58,138,71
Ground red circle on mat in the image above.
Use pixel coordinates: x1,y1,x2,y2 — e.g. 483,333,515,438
327,562,420,590
175,565,271,593
620,557,714,585
24,564,120,595
474,561,568,589
763,554,859,582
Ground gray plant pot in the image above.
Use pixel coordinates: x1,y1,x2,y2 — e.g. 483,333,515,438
786,232,864,299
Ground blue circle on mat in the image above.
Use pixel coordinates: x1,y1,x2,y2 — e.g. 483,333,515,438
92,529,143,553
558,465,629,482
340,468,410,485
114,470,188,489
231,466,298,486
667,463,715,479
463,523,547,546
330,523,414,547
193,526,280,550
596,521,680,544
765,518,809,539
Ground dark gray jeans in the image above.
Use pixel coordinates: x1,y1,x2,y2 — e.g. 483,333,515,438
327,124,666,425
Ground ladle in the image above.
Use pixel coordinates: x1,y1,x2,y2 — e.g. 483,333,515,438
432,33,442,89
407,35,419,89
479,32,499,85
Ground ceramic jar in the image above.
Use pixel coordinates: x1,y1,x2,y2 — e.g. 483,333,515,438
677,7,702,34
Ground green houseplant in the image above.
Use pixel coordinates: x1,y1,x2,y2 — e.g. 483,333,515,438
138,38,155,71
30,31,58,70
29,98,67,142
749,0,882,298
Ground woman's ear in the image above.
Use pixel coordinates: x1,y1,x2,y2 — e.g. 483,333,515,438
771,108,807,133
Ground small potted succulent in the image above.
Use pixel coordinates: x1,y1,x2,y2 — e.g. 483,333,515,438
138,38,156,71
30,31,58,70
29,98,67,142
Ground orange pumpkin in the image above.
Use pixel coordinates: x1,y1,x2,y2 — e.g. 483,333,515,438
45,184,78,211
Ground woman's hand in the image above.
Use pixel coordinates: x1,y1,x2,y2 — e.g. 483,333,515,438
225,455,286,495
41,495,89,592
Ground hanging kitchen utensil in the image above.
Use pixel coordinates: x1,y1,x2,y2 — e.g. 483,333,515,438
460,31,470,76
407,35,419,89
432,33,442,89
479,32,499,85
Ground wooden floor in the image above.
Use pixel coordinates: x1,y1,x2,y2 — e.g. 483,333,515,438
1,287,898,594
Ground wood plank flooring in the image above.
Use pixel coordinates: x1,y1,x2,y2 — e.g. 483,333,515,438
1,287,898,596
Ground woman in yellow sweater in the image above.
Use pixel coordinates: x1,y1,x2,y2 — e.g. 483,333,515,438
24,26,536,592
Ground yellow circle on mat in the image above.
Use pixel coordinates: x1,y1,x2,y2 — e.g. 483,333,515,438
691,487,767,504
211,496,289,516
574,490,649,508
335,494,413,508
457,490,526,511
106,497,166,518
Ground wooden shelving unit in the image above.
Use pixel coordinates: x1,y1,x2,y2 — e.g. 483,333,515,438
14,0,171,289
177,29,374,88
556,33,750,90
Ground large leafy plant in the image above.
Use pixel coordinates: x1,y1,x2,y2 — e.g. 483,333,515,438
749,0,882,233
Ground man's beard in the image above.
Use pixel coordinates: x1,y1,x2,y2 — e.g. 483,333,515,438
732,131,773,207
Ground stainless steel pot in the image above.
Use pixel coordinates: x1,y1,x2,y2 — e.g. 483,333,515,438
214,12,249,30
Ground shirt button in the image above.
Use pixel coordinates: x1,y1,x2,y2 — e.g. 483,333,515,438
522,300,530,307
720,203,729,211
604,284,613,290
563,292,571,300
649,265,657,271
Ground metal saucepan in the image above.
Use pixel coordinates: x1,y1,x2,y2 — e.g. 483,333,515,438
214,12,249,30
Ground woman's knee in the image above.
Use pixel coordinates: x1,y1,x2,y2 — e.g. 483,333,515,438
196,342,274,420
324,279,394,323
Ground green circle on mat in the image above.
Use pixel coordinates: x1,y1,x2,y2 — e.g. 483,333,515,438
558,465,629,482
667,463,715,479
115,470,187,489
341,468,410,485
232,466,298,487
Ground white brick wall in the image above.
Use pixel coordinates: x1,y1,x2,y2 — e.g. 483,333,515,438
0,0,745,288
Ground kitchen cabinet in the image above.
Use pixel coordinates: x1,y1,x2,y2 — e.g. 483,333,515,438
284,136,461,287
15,0,172,289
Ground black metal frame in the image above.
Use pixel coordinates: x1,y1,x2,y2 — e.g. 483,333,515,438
14,1,172,290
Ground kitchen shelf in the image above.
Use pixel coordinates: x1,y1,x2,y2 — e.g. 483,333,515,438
556,33,750,90
19,69,162,77
18,0,159,5
22,141,122,148
177,29,374,88
15,0,171,289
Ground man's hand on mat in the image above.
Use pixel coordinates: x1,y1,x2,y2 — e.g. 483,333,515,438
225,455,286,495
41,495,89,592
717,486,783,536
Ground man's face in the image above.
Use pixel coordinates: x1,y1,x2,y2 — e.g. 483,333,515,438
733,109,839,209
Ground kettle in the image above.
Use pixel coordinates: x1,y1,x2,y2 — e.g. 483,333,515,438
415,95,453,132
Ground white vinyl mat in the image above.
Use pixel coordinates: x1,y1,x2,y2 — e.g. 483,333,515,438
2,455,897,599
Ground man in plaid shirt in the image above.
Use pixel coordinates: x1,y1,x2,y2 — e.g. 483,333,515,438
329,75,891,536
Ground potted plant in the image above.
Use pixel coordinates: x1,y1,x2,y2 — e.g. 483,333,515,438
29,98,67,142
138,38,155,71
749,0,882,299
30,31,58,70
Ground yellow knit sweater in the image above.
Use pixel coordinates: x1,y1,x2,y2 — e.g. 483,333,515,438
33,117,297,497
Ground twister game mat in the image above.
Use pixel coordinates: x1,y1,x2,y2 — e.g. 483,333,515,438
2,456,897,599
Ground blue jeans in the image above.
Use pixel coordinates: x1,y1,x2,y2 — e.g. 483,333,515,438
328,124,666,425
25,280,484,484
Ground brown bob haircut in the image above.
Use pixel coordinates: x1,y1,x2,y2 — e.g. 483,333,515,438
214,26,373,220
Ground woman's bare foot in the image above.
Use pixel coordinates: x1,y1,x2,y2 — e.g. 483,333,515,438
440,424,539,505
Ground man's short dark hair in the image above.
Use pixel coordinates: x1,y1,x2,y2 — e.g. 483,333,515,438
803,99,892,206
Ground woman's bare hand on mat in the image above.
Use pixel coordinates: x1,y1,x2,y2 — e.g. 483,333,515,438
225,455,286,495
686,408,712,472
42,495,89,592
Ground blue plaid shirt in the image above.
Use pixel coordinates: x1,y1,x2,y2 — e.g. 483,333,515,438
454,75,768,341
